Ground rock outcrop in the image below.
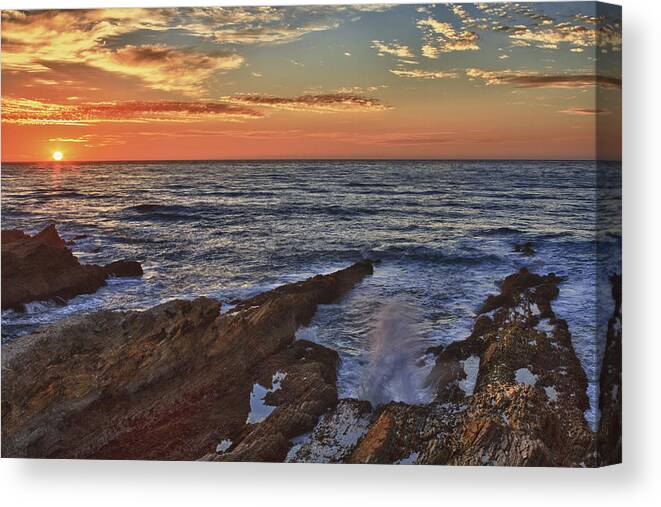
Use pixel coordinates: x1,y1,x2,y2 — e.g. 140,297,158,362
596,274,622,465
287,267,594,466
1,225,143,310
2,257,612,466
1,260,374,460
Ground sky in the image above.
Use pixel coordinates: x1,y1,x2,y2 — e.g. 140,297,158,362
1,2,622,162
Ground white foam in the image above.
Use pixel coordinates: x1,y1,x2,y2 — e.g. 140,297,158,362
284,432,313,462
544,385,558,402
215,439,232,453
514,367,538,386
394,451,419,465
295,325,319,342
246,371,287,425
537,318,555,333
530,303,541,317
458,355,480,395
219,303,236,315
286,401,372,463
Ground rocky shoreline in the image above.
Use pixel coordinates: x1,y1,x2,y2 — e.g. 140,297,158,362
1,230,621,465
1,225,143,311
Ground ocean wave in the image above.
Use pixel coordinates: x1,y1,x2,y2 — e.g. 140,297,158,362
124,203,201,221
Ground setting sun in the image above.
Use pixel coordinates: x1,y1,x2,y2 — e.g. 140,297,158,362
52,151,63,161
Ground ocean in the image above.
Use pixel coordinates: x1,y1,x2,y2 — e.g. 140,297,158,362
0,160,621,428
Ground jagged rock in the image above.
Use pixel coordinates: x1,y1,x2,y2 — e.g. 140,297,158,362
1,260,373,460
1,225,143,310
347,401,465,465
428,267,592,466
287,399,373,463
596,274,622,465
202,340,339,463
339,268,593,467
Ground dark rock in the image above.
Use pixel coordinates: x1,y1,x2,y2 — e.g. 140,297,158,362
596,274,622,465
104,260,144,277
343,267,592,467
286,399,374,463
514,241,535,256
347,402,464,465
425,267,592,466
1,229,30,244
1,225,143,310
1,261,374,460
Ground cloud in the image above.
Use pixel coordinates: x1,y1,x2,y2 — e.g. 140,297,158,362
1,9,171,71
197,22,340,45
466,69,621,89
226,93,392,113
48,133,128,148
1,10,243,95
559,107,610,116
1,97,262,126
417,16,480,56
421,44,440,59
90,45,243,94
389,69,458,79
371,40,414,59
508,22,621,52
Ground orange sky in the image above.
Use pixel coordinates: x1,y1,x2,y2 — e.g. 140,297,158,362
1,3,622,162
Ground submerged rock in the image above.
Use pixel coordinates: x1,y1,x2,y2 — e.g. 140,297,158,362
1,260,373,460
1,225,143,310
514,241,535,256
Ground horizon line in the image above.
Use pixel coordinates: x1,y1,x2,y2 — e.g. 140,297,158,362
2,157,623,164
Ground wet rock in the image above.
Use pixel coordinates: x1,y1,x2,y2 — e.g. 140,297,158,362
1,229,30,244
596,274,622,465
514,241,535,256
347,402,464,465
337,268,592,466
1,225,143,310
287,399,373,463
104,260,144,277
1,261,373,460
202,340,339,463
426,267,592,466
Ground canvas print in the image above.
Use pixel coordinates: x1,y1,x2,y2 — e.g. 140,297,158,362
1,2,621,466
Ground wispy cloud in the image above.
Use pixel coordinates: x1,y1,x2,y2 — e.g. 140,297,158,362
371,40,415,59
417,16,480,56
1,10,243,95
559,107,610,116
389,69,458,79
1,98,262,125
226,93,392,113
466,69,621,89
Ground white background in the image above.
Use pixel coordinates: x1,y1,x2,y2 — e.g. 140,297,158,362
1,0,659,505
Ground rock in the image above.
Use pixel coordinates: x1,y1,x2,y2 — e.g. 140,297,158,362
514,241,535,256
347,402,464,465
1,225,143,310
104,260,144,277
337,268,593,466
1,260,373,460
427,268,592,466
286,399,373,463
202,340,340,463
1,229,30,244
596,274,622,465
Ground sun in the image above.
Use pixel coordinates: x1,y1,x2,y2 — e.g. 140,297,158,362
52,151,63,161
